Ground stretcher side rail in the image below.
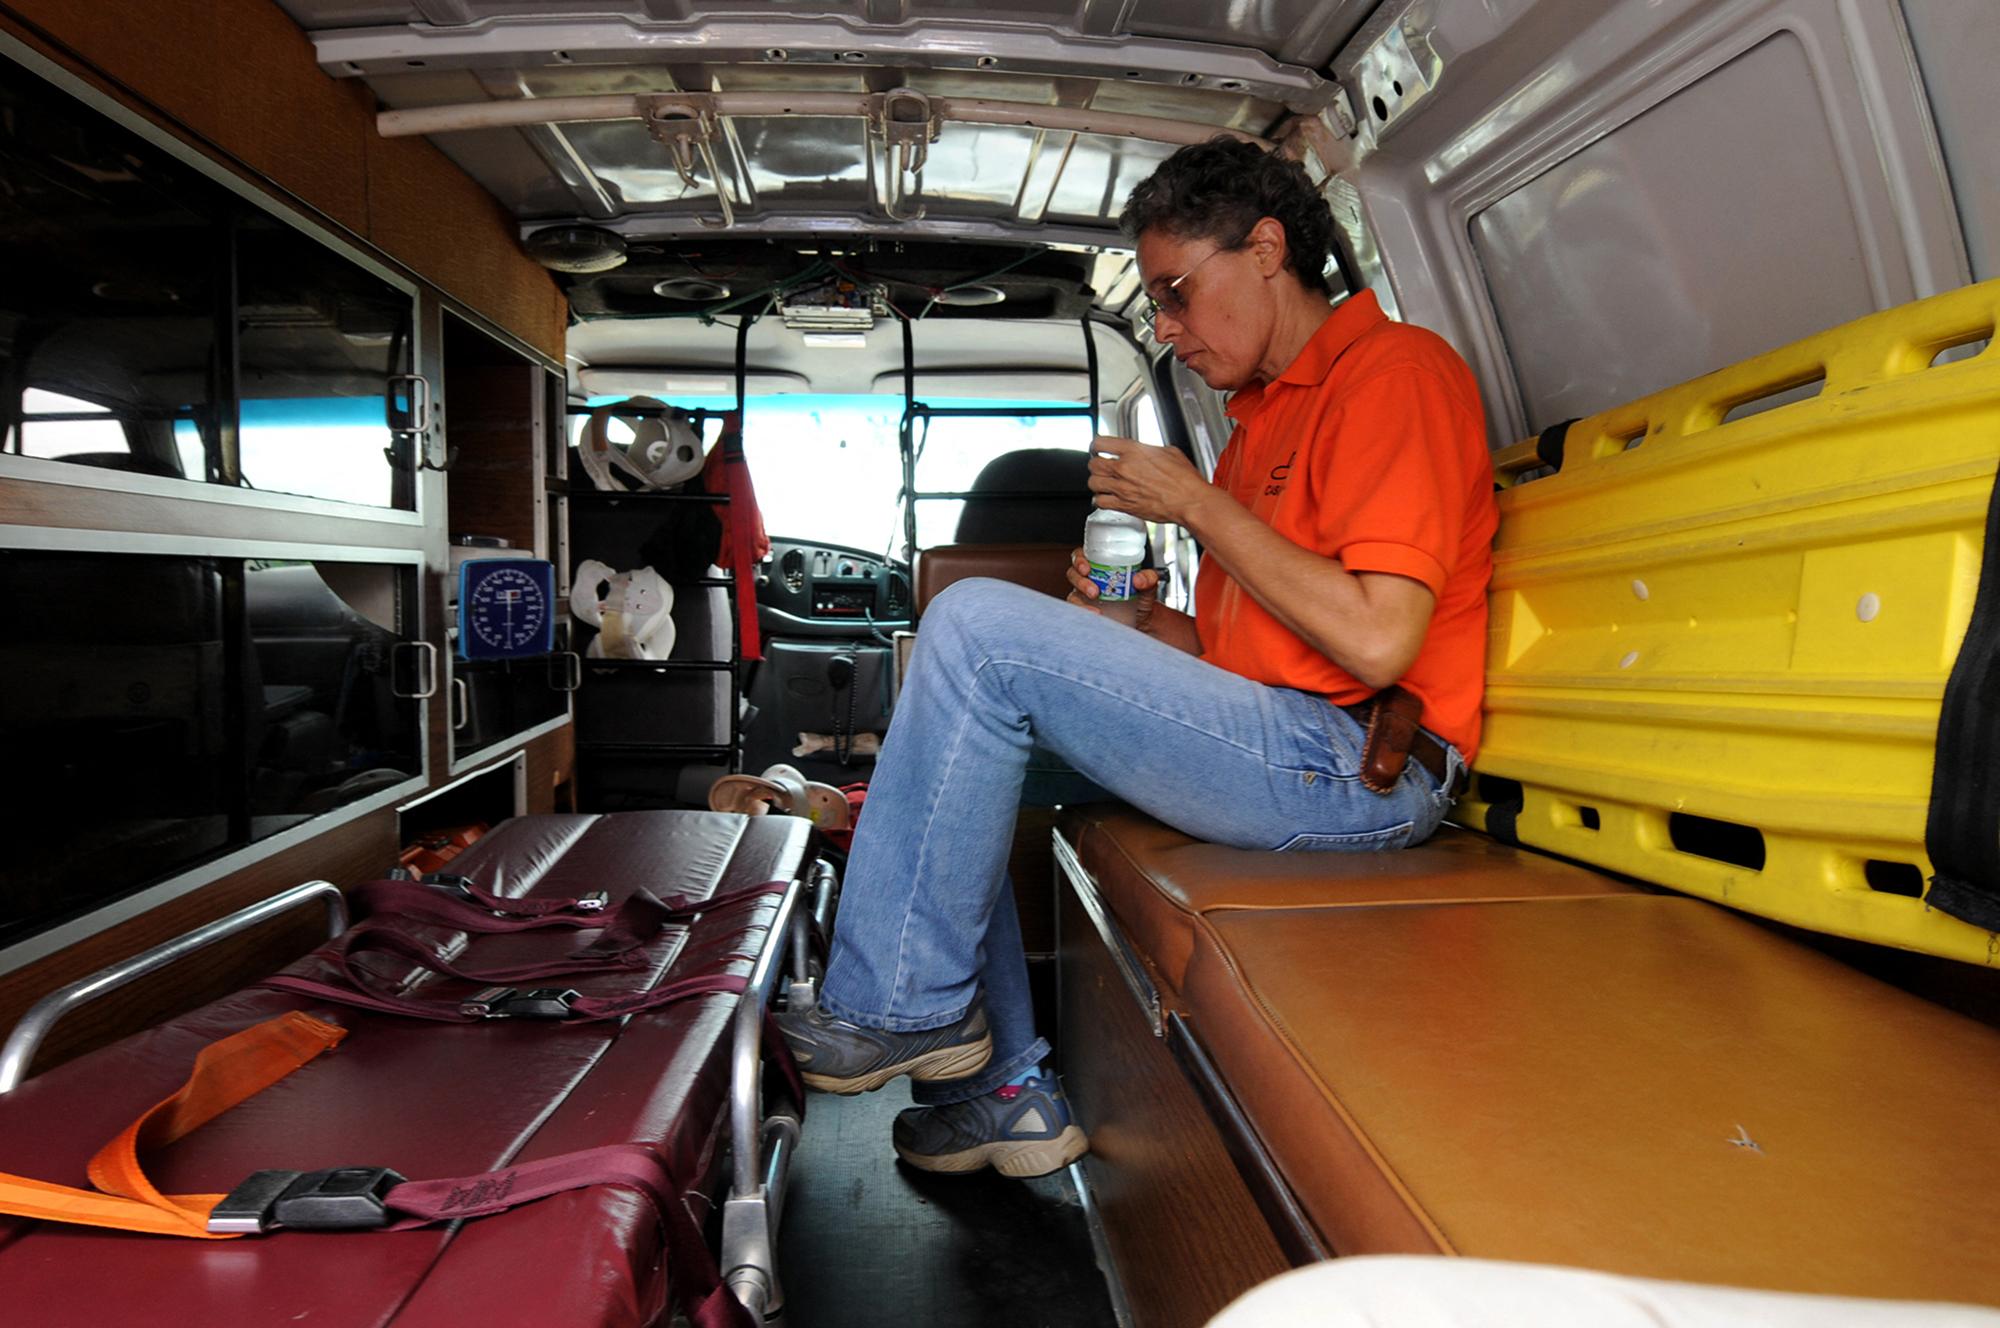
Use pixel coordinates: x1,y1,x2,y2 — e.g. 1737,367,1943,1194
0,881,350,1094
724,872,808,1320
723,855,835,1319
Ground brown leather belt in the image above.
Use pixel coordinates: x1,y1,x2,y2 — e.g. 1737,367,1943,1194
1337,688,1466,798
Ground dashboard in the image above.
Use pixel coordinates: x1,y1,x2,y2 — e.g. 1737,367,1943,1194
757,539,911,636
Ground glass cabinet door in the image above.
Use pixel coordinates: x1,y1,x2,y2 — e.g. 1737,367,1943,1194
2,52,418,511
0,548,424,946
234,216,417,510
1,58,222,483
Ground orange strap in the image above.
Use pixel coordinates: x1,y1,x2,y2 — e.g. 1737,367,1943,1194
0,1011,345,1238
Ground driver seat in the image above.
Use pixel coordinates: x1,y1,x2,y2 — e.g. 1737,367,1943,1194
911,447,1093,615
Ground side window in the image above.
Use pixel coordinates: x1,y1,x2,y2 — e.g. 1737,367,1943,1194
16,388,141,464
1122,383,1201,611
1127,390,1166,447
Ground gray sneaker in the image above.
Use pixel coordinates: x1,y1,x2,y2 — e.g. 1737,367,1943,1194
776,999,993,1095
892,1073,1090,1178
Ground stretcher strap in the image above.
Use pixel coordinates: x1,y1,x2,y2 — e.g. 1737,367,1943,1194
351,876,788,937
257,968,752,1022
0,1012,347,1238
257,878,790,1021
0,1011,758,1326
381,1142,752,1328
324,885,681,988
350,878,608,931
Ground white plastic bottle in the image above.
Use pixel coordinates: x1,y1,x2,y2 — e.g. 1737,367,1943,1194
1083,507,1149,627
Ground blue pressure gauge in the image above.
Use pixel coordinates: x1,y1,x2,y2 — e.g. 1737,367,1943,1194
457,558,556,659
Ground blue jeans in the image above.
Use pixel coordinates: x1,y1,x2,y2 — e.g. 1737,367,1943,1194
819,578,1462,1105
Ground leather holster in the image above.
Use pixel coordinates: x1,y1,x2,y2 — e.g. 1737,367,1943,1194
1356,684,1426,795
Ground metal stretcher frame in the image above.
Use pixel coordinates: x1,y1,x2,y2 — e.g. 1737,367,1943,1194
0,881,350,1094
0,855,839,1324
721,856,835,1318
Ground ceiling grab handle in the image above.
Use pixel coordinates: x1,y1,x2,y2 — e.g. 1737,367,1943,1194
874,89,939,223
643,103,735,230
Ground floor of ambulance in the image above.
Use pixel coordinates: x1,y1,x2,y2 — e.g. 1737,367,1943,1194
779,1076,1120,1326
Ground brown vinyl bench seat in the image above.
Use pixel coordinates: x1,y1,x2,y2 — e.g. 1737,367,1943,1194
1059,805,2000,1307
1064,805,1642,997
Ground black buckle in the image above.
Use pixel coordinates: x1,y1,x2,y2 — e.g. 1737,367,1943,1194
422,872,481,901
459,985,581,1020
208,1166,407,1234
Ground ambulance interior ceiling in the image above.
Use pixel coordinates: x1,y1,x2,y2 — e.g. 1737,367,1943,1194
272,0,2000,432
271,0,1379,397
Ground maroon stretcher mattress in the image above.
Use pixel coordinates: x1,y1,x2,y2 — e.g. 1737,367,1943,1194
0,811,812,1328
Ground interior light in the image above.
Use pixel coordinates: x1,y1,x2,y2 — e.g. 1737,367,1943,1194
660,375,735,396
802,333,869,349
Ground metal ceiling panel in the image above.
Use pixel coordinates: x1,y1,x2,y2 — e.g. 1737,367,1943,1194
274,1,1380,79
565,312,1148,400
265,0,1368,332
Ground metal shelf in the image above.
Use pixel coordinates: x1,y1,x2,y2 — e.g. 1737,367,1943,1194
563,486,729,503
581,659,735,672
576,741,735,757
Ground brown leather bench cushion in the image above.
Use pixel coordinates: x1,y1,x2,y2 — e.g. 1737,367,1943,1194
914,542,1074,614
0,810,811,1328
1182,893,2000,1304
1064,806,1642,994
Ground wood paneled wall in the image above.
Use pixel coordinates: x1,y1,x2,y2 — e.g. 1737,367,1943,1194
0,0,566,360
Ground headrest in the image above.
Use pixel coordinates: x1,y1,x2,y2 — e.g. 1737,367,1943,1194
952,448,1094,544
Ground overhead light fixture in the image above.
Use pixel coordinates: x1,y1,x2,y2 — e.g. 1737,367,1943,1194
934,283,1007,307
523,225,629,273
653,277,732,301
802,332,868,349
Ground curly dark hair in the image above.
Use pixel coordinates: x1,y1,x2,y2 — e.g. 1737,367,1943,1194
1119,137,1335,296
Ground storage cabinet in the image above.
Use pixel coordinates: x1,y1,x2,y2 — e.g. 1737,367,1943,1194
1,54,420,511
0,547,426,951
439,312,572,770
0,44,573,976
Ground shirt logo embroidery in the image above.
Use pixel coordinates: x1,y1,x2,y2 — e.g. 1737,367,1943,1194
1264,450,1295,497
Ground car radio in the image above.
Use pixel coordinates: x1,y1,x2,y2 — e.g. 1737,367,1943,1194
811,576,877,618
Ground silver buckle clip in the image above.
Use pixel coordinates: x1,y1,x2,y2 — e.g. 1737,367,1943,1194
459,986,581,1020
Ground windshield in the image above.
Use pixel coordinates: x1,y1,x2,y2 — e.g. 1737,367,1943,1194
577,393,1094,562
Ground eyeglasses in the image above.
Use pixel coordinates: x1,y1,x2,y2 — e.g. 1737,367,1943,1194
1141,243,1236,333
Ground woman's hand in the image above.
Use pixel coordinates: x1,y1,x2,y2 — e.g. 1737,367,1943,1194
1066,550,1202,653
1066,548,1162,624
1086,435,1210,526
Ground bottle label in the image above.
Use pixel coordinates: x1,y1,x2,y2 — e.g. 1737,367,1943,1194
1087,561,1136,603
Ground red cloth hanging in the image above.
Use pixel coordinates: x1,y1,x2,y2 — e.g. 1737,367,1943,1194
703,413,769,662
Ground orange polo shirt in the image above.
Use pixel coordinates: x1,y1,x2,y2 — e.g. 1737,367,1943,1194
1193,289,1497,761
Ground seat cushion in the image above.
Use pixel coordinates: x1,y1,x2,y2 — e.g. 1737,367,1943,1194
1064,806,1641,994
914,542,1075,615
0,810,811,1328
1181,894,2000,1303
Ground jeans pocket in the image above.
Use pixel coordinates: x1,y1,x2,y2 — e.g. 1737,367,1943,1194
1274,821,1416,853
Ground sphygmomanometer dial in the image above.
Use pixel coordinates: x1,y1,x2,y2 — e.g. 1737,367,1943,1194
459,559,555,658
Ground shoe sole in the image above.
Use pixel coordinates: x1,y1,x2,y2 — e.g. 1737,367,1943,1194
896,1123,1089,1179
800,1032,994,1096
